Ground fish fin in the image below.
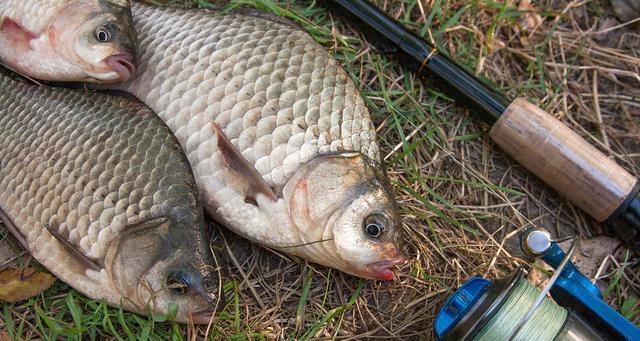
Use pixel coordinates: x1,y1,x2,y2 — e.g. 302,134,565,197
43,224,101,272
212,123,277,203
0,206,27,249
1,18,37,51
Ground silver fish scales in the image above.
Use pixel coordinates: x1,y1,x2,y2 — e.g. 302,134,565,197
0,0,137,82
113,4,405,280
0,72,221,323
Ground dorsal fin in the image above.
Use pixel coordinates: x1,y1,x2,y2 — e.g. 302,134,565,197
212,123,277,203
43,224,101,272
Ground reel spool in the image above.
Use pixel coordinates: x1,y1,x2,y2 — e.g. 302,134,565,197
435,269,601,340
434,229,640,340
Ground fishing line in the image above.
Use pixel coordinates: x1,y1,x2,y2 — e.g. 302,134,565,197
474,276,568,341
476,235,577,341
280,238,334,249
508,235,578,339
436,228,638,340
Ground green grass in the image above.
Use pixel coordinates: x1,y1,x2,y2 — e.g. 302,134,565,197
2,0,638,339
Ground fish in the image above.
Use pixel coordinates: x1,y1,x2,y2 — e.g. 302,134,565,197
0,0,137,83
109,3,405,281
0,70,222,323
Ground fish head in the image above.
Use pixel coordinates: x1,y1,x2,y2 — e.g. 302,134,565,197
105,216,223,324
330,188,405,281
284,152,405,281
48,1,138,82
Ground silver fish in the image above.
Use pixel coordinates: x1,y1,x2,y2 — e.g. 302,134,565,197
0,71,222,323
0,0,137,82
111,4,405,280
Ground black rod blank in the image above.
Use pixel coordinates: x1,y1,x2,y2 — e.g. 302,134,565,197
330,0,510,123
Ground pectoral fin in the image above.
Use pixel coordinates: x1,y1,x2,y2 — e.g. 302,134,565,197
43,224,101,272
212,123,277,203
1,18,37,51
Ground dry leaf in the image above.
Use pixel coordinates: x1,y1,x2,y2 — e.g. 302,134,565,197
573,237,620,279
527,260,553,290
0,331,11,341
518,0,543,32
0,267,55,302
487,38,506,54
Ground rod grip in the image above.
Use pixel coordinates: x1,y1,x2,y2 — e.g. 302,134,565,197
489,98,638,222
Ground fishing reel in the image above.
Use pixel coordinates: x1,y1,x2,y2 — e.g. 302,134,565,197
434,228,640,340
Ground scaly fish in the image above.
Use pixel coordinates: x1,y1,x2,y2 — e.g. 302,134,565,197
110,4,405,280
0,0,137,82
0,71,222,323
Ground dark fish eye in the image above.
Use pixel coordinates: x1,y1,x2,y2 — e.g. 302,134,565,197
95,27,111,43
364,213,387,239
166,271,191,295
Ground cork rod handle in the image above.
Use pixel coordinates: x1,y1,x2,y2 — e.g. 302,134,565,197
489,98,638,222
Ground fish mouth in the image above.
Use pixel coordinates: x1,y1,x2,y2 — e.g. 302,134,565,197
188,294,225,324
190,309,218,324
365,256,406,281
104,53,136,81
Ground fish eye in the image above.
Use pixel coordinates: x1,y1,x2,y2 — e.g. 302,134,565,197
363,213,387,239
95,27,111,43
166,271,191,295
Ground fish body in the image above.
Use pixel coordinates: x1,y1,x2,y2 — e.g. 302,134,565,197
0,72,221,323
115,4,404,280
0,0,137,82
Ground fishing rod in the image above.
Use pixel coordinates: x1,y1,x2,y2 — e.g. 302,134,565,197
328,0,640,251
434,228,640,340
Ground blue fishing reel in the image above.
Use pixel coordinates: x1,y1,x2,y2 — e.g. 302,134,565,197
433,229,640,340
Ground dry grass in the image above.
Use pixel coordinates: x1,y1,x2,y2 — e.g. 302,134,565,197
1,0,639,339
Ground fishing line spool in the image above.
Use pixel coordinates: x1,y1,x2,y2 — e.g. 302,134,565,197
434,229,640,340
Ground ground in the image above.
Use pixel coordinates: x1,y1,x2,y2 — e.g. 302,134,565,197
1,0,639,339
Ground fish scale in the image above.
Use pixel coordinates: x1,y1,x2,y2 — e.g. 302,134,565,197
0,0,137,83
0,0,60,32
110,4,404,281
0,80,184,259
125,4,379,190
0,72,220,321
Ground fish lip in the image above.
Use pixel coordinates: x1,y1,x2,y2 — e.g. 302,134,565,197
188,294,225,324
365,256,406,281
190,309,218,324
104,53,136,81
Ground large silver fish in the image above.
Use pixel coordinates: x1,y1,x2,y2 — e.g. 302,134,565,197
111,3,405,280
0,0,137,82
0,71,222,323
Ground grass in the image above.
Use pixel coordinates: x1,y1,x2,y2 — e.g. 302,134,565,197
1,0,639,339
